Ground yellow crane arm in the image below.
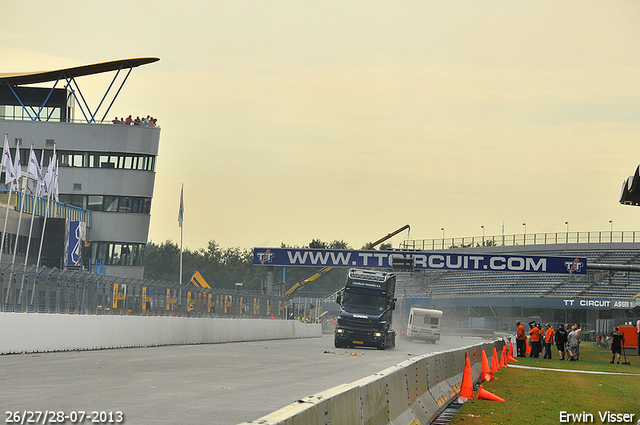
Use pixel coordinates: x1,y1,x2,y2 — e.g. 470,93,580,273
285,224,410,299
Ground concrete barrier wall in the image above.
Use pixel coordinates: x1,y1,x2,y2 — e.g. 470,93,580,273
238,339,506,425
0,313,322,354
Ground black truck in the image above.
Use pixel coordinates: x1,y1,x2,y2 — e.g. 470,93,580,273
334,268,397,350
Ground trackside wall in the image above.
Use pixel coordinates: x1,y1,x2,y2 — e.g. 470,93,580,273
238,340,505,425
0,313,321,354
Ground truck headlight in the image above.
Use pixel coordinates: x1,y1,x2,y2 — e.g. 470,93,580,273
336,329,344,334
374,332,383,337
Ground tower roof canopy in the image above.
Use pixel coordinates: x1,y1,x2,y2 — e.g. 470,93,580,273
0,57,159,86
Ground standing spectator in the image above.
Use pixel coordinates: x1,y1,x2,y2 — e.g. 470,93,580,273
556,324,568,360
529,323,541,358
543,324,555,359
610,327,625,364
567,325,580,361
575,324,582,359
112,116,120,124
125,115,133,125
134,116,141,125
636,320,640,356
516,321,526,357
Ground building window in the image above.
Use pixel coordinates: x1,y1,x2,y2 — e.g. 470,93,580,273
90,242,144,266
87,196,103,211
103,196,119,212
59,194,151,214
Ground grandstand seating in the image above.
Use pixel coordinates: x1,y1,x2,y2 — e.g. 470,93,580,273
395,245,640,300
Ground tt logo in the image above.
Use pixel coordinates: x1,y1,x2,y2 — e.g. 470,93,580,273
565,259,584,274
258,249,275,265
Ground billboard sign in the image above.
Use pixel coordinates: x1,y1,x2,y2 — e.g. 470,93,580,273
67,221,86,266
253,248,587,275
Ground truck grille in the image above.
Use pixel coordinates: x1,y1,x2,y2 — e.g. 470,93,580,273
341,317,376,330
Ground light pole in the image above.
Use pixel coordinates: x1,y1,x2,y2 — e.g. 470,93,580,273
522,223,526,245
565,221,569,243
481,225,485,246
609,220,613,232
441,227,445,249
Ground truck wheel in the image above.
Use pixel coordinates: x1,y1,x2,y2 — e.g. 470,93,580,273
377,343,385,350
334,340,342,348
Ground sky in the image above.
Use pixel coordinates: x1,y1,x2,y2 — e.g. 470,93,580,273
2,1,640,251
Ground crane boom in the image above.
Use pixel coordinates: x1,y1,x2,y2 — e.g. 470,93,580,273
284,224,410,298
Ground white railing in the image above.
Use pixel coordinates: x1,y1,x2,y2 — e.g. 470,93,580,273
398,231,639,250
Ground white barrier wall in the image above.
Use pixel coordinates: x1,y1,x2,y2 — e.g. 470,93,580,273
0,313,322,354
239,340,505,425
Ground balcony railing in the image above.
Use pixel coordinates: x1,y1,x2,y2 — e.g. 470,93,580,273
0,191,92,227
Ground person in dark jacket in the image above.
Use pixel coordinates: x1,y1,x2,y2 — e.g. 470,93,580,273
610,327,624,364
555,324,568,360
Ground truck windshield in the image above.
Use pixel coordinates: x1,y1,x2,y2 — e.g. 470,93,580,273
342,292,386,313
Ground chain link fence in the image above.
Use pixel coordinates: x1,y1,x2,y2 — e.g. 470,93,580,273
1,263,287,319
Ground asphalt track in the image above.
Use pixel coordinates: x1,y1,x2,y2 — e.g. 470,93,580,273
1,334,480,425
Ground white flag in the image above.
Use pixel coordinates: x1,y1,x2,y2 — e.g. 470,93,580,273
42,153,57,197
13,143,21,183
28,149,43,195
3,135,16,187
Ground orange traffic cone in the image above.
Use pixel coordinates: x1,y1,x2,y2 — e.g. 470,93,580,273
491,347,500,375
500,347,508,367
507,342,518,362
526,339,531,355
458,357,473,401
481,350,492,382
476,385,505,402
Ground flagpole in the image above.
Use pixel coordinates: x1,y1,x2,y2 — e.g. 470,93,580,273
2,138,21,308
179,184,184,285
37,145,56,268
24,148,44,268
0,133,15,264
11,143,30,265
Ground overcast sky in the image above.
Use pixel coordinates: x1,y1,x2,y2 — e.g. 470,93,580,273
2,1,640,250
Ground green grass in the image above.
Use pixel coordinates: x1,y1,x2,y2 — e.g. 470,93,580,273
450,343,640,425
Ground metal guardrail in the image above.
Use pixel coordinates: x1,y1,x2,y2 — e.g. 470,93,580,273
0,263,285,318
398,231,639,250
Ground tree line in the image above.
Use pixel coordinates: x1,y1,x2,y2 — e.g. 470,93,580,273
143,239,393,297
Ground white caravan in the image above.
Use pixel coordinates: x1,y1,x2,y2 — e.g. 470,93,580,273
407,308,442,343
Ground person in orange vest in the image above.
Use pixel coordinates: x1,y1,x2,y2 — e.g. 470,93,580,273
529,322,541,358
516,321,526,357
543,323,555,359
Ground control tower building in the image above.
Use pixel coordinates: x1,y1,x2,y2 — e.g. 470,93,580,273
0,58,160,279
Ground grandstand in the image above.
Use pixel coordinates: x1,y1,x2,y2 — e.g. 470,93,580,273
394,235,640,334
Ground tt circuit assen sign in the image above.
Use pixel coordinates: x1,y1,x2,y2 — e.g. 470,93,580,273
253,248,587,275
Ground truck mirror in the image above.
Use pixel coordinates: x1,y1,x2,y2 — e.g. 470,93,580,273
391,299,396,310
336,293,341,305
